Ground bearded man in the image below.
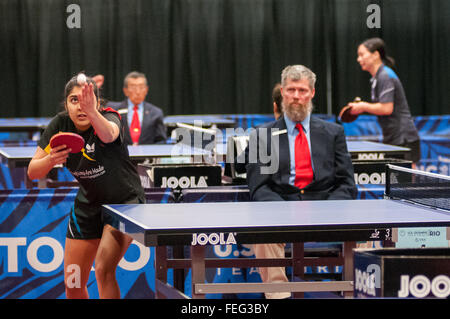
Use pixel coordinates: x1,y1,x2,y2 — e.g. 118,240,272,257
245,65,357,299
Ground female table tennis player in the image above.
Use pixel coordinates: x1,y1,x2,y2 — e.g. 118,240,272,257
27,74,145,299
346,37,421,166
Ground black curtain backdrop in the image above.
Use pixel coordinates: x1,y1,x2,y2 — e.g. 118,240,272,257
1,0,449,118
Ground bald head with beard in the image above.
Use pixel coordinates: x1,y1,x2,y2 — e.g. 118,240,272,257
280,65,316,122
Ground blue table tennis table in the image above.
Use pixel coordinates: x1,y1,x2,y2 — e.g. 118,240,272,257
217,139,410,163
102,198,450,299
0,144,212,188
0,117,52,141
0,116,236,141
163,115,236,129
0,116,409,157
0,116,234,130
0,118,51,133
345,140,410,160
0,140,409,166
0,144,211,168
0,141,410,188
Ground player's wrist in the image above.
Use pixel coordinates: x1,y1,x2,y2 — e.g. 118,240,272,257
47,152,58,167
85,107,101,120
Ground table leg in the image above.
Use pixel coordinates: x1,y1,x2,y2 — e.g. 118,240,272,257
172,245,185,293
343,241,356,298
24,167,33,189
155,246,168,299
292,242,305,298
190,245,206,299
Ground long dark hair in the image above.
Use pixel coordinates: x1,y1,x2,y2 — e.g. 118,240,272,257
361,38,396,70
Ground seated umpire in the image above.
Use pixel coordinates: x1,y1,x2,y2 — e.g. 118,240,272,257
110,71,167,145
246,65,357,299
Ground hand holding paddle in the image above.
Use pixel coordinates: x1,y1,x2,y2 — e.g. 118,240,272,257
339,97,364,123
50,132,85,153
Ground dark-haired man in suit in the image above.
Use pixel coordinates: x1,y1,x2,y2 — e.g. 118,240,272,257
272,83,283,120
110,71,167,145
246,65,357,298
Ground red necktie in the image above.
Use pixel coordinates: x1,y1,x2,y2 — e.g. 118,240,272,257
294,123,313,189
130,105,141,144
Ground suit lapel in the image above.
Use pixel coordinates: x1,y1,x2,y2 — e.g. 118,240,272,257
271,117,290,185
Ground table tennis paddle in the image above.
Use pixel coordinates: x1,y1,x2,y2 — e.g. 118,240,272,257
338,97,361,123
50,132,85,153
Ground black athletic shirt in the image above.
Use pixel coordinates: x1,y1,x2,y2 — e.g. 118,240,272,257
38,109,145,206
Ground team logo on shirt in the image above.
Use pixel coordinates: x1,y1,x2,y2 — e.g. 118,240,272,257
85,143,95,153
72,165,105,179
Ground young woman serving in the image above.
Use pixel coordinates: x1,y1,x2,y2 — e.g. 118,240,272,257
28,74,145,298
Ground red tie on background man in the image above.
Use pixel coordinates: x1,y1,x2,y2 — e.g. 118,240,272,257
294,123,313,189
130,105,141,144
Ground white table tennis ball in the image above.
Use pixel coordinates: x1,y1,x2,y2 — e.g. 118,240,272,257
77,73,87,85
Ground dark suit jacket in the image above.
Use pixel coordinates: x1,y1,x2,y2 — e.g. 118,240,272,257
108,100,167,145
245,115,357,201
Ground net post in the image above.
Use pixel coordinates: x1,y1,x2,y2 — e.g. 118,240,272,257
385,164,392,198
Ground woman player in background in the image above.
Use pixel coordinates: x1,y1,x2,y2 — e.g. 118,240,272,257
28,74,145,298
347,37,421,167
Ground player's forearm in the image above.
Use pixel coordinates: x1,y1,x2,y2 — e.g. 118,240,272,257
28,155,55,180
360,102,393,116
86,110,119,143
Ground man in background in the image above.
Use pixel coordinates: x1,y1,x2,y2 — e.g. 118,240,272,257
246,65,357,298
110,71,167,145
272,83,283,120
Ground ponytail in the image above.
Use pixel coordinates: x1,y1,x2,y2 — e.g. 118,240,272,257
383,55,396,70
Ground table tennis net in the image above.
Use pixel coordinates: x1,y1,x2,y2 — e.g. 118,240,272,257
386,164,450,211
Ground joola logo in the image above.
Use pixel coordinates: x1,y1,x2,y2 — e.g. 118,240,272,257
191,232,237,246
85,143,95,153
161,176,208,188
398,275,450,298
357,153,385,160
355,269,376,296
354,264,381,297
354,172,385,184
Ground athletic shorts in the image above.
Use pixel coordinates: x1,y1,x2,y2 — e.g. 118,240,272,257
66,196,145,240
